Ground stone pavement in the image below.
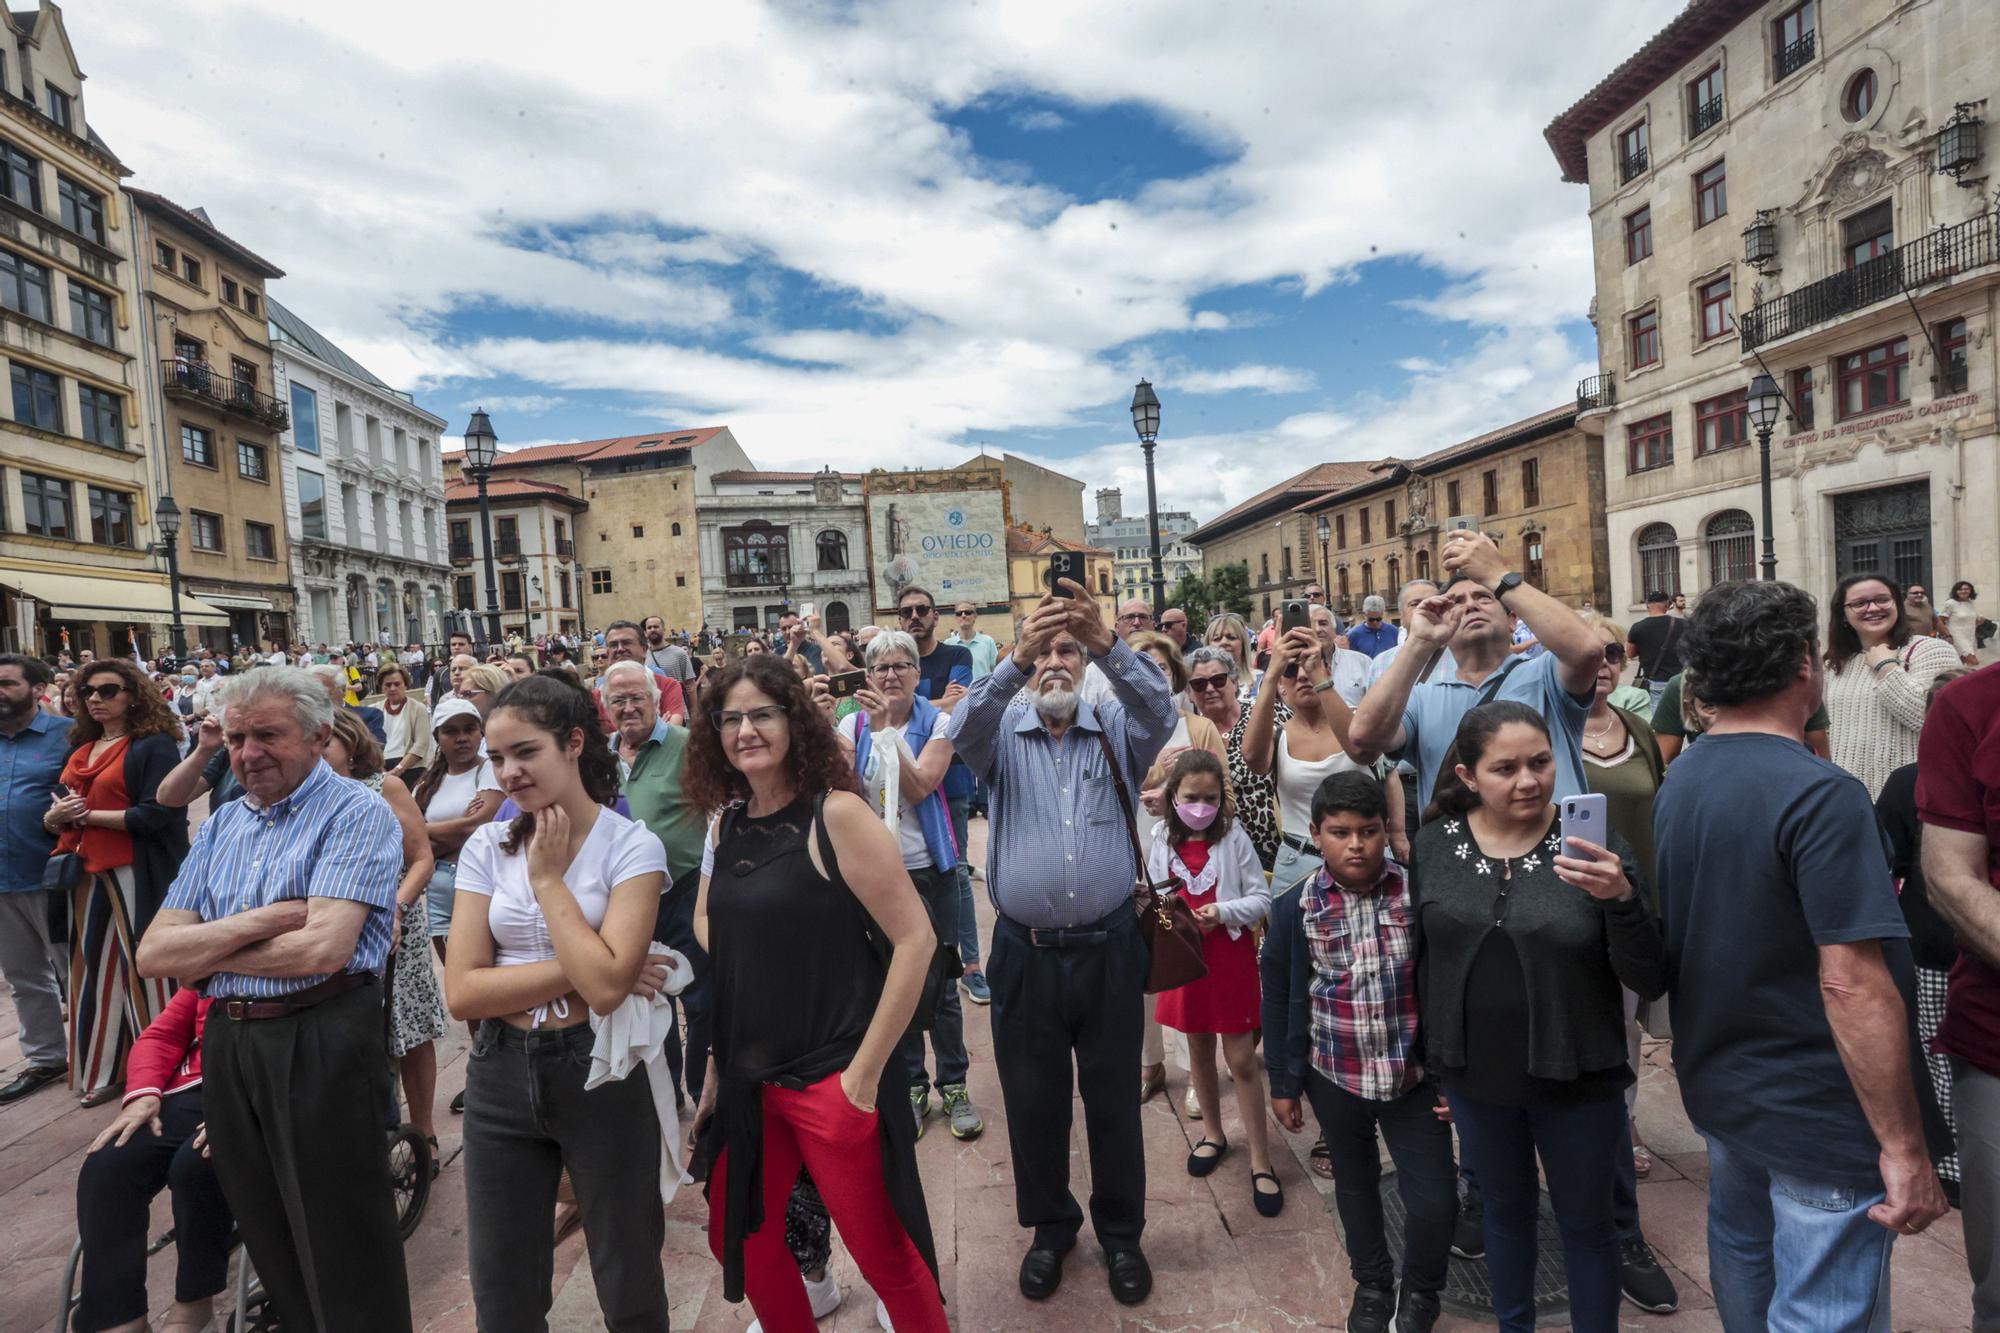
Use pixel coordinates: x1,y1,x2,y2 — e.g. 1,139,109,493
0,813,1979,1331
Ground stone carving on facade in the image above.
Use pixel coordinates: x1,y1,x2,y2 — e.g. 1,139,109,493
1406,474,1432,530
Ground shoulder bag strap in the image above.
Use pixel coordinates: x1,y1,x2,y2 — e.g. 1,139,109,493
1646,617,1685,682
1092,730,1150,888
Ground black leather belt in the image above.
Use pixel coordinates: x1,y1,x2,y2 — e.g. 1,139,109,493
1000,906,1130,949
215,970,371,1021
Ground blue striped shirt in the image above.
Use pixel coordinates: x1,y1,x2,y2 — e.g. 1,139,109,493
162,759,400,998
947,639,1176,928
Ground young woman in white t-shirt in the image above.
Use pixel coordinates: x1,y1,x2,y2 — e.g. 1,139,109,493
443,673,674,1331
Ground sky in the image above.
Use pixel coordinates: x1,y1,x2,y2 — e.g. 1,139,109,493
75,0,1685,524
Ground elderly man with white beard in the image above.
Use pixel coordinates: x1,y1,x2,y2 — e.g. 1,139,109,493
948,578,1177,1308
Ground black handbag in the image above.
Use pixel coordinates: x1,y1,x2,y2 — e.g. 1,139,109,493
1093,733,1207,995
42,850,85,894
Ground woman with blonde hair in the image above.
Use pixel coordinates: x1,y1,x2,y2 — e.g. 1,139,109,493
457,663,510,718
1202,613,1257,702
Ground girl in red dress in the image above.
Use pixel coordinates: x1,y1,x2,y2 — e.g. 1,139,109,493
1146,750,1282,1215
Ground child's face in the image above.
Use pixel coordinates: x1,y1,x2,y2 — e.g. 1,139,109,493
1313,811,1387,886
1173,771,1222,808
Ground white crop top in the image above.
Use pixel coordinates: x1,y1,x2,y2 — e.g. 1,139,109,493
455,808,668,969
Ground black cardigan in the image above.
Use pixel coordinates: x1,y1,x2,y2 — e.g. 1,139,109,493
101,733,189,933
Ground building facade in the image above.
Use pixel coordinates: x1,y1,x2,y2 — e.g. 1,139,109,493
1006,525,1116,629
1548,0,1998,611
1086,487,1203,606
1186,461,1380,627
445,476,587,642
950,451,1089,545
129,190,295,652
698,466,867,634
268,297,449,648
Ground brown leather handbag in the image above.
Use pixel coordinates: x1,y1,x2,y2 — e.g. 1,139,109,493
1095,733,1207,994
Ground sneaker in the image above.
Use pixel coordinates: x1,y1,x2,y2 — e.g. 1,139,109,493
910,1085,930,1141
959,969,991,1005
1345,1283,1395,1333
1394,1287,1441,1333
748,1271,842,1332
1449,1186,1484,1259
940,1083,984,1140
1184,1084,1202,1120
1618,1235,1680,1313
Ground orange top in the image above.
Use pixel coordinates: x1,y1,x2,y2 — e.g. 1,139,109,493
56,735,134,873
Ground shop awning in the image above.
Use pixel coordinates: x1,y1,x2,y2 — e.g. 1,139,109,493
1,571,234,628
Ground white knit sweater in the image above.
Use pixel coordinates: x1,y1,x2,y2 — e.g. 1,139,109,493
1823,635,1964,799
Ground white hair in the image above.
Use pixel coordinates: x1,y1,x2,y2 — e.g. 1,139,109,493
600,659,660,701
1033,680,1079,728
1362,595,1387,614
221,665,334,736
864,628,920,667
308,663,343,686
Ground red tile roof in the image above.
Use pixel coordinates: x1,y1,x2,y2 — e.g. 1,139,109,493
443,427,727,469
708,469,862,484
1280,405,1577,515
443,477,585,505
1006,527,1111,557
1187,461,1381,544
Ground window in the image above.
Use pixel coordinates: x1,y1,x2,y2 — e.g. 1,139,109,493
1525,535,1545,588
816,529,848,570
1637,522,1682,597
231,358,257,393
631,524,644,539
289,383,319,453
454,574,475,609
1281,545,1293,578
1361,561,1374,596
1842,69,1877,122
1694,390,1749,454
0,139,40,209
1706,510,1755,584
1617,120,1649,182
57,175,102,244
43,84,70,131
0,249,52,322
670,521,683,536
9,362,57,431
1688,65,1724,134
154,241,175,270
1843,201,1893,268
1359,507,1370,543
590,568,614,595
1774,2,1816,79
190,510,223,552
1790,366,1816,429
1628,307,1661,369
1336,569,1350,605
78,384,121,447
449,519,471,558
1521,458,1541,507
182,256,202,286
501,572,524,611
21,471,70,537
298,469,326,539
1481,469,1499,515
1259,552,1269,582
1694,160,1727,227
1335,514,1346,549
1624,206,1652,264
245,521,276,560
1939,318,1969,393
1837,336,1910,418
180,423,215,466
68,281,112,346
85,486,132,547
1385,499,1397,533
244,291,259,316
1698,273,1734,341
221,275,238,304
237,440,268,480
1416,548,1431,581
676,574,687,587
1628,412,1674,472
1446,480,1461,516
559,570,572,606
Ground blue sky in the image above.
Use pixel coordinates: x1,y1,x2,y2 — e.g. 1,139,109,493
75,0,1669,522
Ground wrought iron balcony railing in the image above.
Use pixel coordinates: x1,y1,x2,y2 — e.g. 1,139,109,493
1774,30,1815,81
1690,96,1724,136
1619,148,1649,183
1739,212,1998,349
725,567,792,589
1577,374,1616,412
161,360,290,431
449,539,474,563
495,537,522,559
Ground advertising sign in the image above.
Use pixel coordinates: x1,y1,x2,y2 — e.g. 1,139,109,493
867,488,1008,612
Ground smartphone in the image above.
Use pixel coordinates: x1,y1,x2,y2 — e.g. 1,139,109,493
800,601,816,620
1047,550,1085,597
53,782,70,800
1281,598,1311,633
826,669,866,699
1559,794,1609,861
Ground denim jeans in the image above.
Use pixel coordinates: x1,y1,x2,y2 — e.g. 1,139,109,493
1702,1132,1894,1333
948,795,980,969
1950,1059,2000,1330
896,865,969,1091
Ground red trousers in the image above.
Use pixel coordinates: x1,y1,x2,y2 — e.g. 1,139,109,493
708,1071,947,1333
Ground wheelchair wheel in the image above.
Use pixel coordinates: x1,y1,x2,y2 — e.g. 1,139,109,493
386,1122,432,1240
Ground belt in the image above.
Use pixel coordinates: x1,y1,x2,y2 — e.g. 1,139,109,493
999,905,1132,949
215,970,372,1021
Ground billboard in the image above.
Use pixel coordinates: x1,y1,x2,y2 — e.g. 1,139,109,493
866,487,1009,613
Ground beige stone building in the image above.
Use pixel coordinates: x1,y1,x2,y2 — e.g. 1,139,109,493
950,451,1088,544
1186,462,1379,627
1006,525,1116,629
444,475,588,641
1548,0,1998,611
129,190,293,651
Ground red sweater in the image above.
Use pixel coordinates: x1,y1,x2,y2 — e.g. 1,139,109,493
123,987,208,1106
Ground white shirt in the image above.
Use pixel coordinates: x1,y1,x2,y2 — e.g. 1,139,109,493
456,809,667,970
424,760,501,823
1144,821,1270,940
839,712,931,868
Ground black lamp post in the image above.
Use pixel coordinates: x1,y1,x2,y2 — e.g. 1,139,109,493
1314,514,1332,612
154,495,186,658
1130,379,1166,615
461,408,504,648
1746,373,1784,581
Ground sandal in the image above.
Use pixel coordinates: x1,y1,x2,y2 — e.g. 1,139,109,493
1633,1144,1653,1178
1251,1171,1285,1218
78,1083,123,1108
1187,1138,1228,1178
427,1134,441,1181
1309,1134,1333,1180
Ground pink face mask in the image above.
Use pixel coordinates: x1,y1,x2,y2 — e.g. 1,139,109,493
1175,801,1220,831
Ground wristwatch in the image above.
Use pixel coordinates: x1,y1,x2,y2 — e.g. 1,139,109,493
1491,571,1525,600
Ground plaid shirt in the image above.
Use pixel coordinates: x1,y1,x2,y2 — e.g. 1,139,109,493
1303,861,1421,1100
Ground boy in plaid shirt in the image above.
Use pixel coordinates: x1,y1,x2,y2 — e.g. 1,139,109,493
1261,771,1456,1333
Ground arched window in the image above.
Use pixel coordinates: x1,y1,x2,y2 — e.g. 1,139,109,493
722,521,789,586
1416,548,1431,582
670,521,683,537
1705,509,1756,585
1386,556,1402,592
1361,561,1375,596
1637,522,1681,599
823,600,851,633
816,530,848,571
1524,533,1545,588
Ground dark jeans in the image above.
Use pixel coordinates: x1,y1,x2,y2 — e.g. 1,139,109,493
1465,1114,1644,1242
73,1090,232,1332
947,795,980,969
1444,1086,1626,1333
463,1019,667,1332
897,865,969,1091
656,866,711,1104
1304,1071,1457,1294
201,980,411,1333
987,909,1147,1252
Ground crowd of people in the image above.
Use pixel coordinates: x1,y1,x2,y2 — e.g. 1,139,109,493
0,529,1994,1333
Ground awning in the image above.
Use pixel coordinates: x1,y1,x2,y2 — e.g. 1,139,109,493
189,591,273,611
1,570,234,628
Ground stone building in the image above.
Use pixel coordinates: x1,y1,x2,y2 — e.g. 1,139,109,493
1186,461,1380,627
698,465,867,634
1547,0,1998,610
1085,487,1203,608
268,297,449,648
949,451,1089,544
1006,525,1116,628
444,475,587,642
129,190,294,652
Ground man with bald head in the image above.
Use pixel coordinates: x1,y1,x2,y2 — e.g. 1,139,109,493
429,632,475,707
1114,600,1154,638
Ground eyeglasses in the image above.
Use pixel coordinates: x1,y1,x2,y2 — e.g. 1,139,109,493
1602,643,1627,666
708,705,788,733
1844,594,1896,611
1117,612,1154,625
80,683,126,701
604,694,651,710
869,662,918,676
1160,618,1186,629
896,605,934,620
1189,675,1232,693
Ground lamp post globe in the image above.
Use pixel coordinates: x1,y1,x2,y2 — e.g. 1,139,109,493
461,408,505,648
1747,373,1784,581
1130,379,1166,615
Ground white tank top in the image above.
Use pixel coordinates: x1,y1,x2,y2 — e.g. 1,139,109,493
1275,726,1364,834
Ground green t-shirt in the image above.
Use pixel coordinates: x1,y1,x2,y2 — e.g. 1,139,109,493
1651,671,1828,740
622,724,707,881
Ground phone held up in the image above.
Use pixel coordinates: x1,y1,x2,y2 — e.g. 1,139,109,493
826,669,866,700
1047,550,1085,598
1281,599,1311,634
1559,794,1608,862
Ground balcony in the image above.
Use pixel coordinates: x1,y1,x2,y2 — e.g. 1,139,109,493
555,538,574,561
160,360,290,431
495,537,522,560
1690,96,1724,136
1739,212,1998,350
725,566,793,590
1576,374,1616,412
1618,148,1649,183
449,539,473,564
1774,29,1815,81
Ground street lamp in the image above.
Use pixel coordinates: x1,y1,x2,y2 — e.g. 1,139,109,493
461,408,504,647
154,494,186,659
1746,373,1785,581
1314,514,1332,614
1130,378,1166,616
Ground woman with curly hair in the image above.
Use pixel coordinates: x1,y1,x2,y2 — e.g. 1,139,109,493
42,657,189,1104
686,654,947,1332
1822,571,1964,800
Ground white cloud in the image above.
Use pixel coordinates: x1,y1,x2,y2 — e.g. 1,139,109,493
1171,364,1314,395
1012,108,1068,131
464,394,568,414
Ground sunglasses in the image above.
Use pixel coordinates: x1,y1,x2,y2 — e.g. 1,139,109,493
80,683,127,701
1189,675,1232,692
896,606,934,620
1602,643,1626,666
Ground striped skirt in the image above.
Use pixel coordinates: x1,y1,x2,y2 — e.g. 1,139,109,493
69,865,171,1096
